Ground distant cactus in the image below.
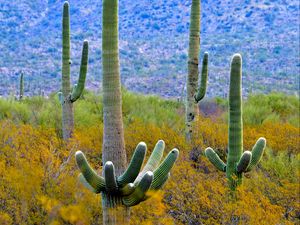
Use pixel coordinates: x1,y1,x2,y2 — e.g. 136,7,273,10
76,140,179,207
185,0,208,139
19,72,24,100
205,54,266,190
59,2,88,140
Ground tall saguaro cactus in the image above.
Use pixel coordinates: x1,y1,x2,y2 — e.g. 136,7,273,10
205,54,266,190
59,2,88,140
19,72,24,101
185,0,208,140
75,1,179,224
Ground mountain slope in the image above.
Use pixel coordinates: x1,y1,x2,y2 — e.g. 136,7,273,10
0,0,299,98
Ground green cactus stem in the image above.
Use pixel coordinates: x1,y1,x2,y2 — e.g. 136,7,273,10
19,72,24,100
75,140,179,207
75,1,179,223
61,1,88,140
194,52,208,102
185,0,209,140
204,54,266,190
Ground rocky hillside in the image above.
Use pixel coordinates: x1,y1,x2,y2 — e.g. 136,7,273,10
0,0,299,98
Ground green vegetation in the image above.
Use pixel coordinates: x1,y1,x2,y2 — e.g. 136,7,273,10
0,90,298,224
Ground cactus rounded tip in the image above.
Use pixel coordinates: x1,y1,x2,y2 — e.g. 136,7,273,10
138,141,147,148
75,151,86,167
244,150,252,155
204,147,213,157
258,137,266,144
145,171,154,177
232,54,242,64
63,1,69,10
170,148,179,157
75,151,84,157
156,140,165,147
105,161,114,167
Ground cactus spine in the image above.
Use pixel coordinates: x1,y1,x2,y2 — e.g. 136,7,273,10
60,2,88,140
19,72,24,100
75,1,179,224
205,54,266,190
186,0,208,139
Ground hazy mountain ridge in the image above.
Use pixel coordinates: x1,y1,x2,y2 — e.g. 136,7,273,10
0,0,299,98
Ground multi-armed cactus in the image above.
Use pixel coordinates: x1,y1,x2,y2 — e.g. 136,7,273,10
186,0,208,139
205,54,266,190
75,0,179,224
19,72,24,100
76,140,179,207
59,2,88,140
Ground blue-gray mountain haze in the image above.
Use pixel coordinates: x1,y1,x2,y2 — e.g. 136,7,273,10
0,0,299,98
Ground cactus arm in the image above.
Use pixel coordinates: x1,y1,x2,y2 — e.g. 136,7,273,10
70,40,89,102
78,173,99,193
75,151,105,192
117,142,147,186
236,151,252,173
122,172,153,207
154,172,170,190
135,140,165,184
119,183,135,196
205,147,226,172
149,149,179,190
104,161,118,193
246,137,266,172
194,52,208,102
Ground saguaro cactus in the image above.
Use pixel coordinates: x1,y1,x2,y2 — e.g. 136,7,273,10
75,0,179,224
59,2,88,140
19,72,24,100
185,0,208,139
205,54,266,190
76,140,179,205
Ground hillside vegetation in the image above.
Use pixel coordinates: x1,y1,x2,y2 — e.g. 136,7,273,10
0,91,299,224
0,0,299,98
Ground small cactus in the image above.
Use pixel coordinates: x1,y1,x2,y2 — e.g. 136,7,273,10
204,54,266,190
75,140,179,207
60,1,88,140
19,72,24,100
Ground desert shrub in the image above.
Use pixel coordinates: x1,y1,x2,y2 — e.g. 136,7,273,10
0,92,299,224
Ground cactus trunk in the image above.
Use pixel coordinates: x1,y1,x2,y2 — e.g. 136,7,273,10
186,0,200,140
226,55,243,189
62,2,74,140
61,2,88,140
102,0,128,223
